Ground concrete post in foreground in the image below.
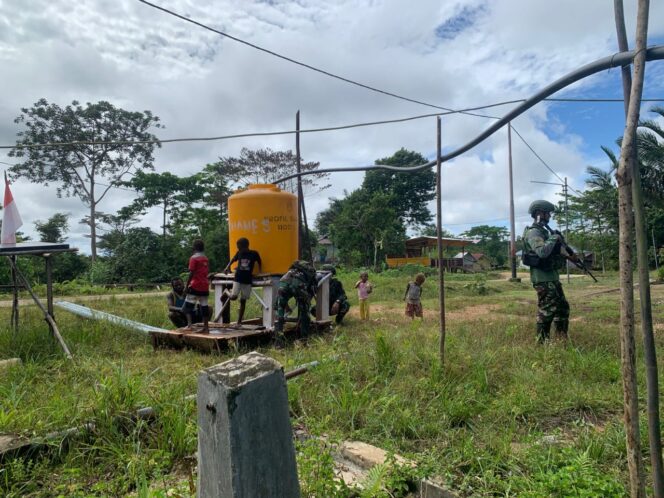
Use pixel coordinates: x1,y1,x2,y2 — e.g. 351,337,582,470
197,352,300,498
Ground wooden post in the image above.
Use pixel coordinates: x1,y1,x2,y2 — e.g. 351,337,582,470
197,352,300,498
45,255,54,334
614,1,661,496
654,229,659,271
7,257,72,360
507,124,520,282
614,0,650,495
10,255,19,334
564,177,570,284
436,117,446,366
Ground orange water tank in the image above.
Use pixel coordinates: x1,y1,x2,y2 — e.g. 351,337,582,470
227,184,298,274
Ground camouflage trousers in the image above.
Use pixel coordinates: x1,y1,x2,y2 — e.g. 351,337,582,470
311,297,350,324
276,280,312,336
533,281,570,343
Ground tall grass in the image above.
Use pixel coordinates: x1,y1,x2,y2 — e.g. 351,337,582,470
0,272,660,495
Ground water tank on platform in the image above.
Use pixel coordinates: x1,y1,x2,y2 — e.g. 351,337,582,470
228,184,298,274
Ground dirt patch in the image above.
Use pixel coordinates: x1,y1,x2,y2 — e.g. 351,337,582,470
346,303,503,322
446,304,501,321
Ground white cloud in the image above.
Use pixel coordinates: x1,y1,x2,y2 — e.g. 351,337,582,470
1,0,662,254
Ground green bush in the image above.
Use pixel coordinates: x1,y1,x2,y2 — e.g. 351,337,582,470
463,274,490,295
657,266,664,283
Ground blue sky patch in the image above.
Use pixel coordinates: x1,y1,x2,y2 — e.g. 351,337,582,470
435,4,486,40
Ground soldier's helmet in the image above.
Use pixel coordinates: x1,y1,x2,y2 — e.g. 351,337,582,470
321,264,336,275
528,200,556,216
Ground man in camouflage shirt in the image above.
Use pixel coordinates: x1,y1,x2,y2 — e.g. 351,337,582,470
522,200,574,343
275,260,318,339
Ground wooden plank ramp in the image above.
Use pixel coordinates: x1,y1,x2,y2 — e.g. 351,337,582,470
150,320,331,353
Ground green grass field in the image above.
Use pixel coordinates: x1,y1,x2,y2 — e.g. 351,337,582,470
1,269,663,497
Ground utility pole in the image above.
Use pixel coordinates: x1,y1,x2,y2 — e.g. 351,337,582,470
295,111,314,263
507,124,520,282
296,111,304,260
436,117,446,366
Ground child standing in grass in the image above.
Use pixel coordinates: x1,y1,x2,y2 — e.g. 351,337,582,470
404,273,426,320
183,239,210,334
354,271,372,320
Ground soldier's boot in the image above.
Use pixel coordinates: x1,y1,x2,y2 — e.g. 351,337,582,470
273,317,286,346
554,319,569,341
536,322,551,344
298,315,310,339
274,316,284,333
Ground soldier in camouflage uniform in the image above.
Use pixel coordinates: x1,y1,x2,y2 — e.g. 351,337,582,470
311,265,350,324
275,260,318,338
522,200,572,343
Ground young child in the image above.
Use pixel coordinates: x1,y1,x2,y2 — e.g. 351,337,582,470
354,271,372,320
183,239,210,333
226,237,262,324
404,273,426,320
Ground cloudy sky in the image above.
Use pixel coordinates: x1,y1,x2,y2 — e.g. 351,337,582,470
1,0,663,252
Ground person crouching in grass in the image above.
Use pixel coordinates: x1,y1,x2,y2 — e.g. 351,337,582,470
183,239,210,333
404,273,426,320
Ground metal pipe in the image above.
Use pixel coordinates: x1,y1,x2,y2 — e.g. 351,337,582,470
274,46,664,184
251,289,268,310
317,272,332,287
55,301,168,334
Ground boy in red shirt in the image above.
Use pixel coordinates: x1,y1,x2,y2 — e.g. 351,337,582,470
184,239,210,333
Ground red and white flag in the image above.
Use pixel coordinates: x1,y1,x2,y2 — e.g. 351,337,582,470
1,172,23,245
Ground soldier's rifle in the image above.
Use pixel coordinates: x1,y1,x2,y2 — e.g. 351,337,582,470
542,223,598,282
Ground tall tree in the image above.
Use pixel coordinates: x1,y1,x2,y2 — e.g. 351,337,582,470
34,212,69,243
315,197,345,236
363,148,436,227
213,147,329,194
8,99,162,260
460,225,509,266
329,189,406,268
123,171,205,237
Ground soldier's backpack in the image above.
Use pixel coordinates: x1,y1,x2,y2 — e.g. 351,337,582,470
289,260,317,282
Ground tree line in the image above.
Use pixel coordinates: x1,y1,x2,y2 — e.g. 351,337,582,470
3,99,663,286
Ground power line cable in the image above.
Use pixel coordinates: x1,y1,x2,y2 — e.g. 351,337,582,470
0,102,518,150
509,126,584,195
6,95,662,150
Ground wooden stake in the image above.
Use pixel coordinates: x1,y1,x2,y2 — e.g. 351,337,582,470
614,1,662,495
8,257,72,360
507,124,518,281
614,0,650,495
436,117,446,365
10,255,19,334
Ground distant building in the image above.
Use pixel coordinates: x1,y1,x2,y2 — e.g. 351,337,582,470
317,236,336,263
386,236,477,271
453,252,492,272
